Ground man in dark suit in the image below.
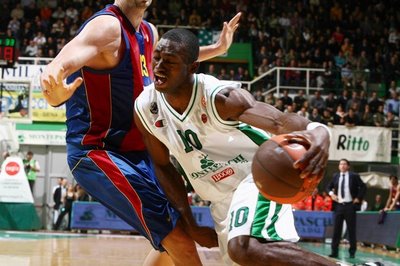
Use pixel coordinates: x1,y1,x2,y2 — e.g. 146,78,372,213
326,159,366,259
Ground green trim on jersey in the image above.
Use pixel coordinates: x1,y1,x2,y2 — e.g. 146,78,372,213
160,75,198,122
251,194,283,241
267,203,283,240
237,124,269,146
209,86,240,127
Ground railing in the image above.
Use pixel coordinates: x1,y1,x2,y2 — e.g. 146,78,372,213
239,67,325,96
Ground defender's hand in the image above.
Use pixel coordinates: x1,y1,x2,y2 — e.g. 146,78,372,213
215,12,241,53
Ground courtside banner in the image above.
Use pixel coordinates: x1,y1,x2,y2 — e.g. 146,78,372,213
293,211,333,239
328,125,391,162
2,64,66,122
0,156,34,203
71,202,215,231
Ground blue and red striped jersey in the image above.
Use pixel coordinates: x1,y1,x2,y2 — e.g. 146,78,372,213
66,5,154,152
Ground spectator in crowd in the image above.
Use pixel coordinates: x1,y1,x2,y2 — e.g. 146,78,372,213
23,151,40,194
33,31,46,48
384,91,399,116
384,175,400,211
324,91,338,114
297,106,310,119
264,91,277,106
373,105,385,127
24,40,39,57
11,3,24,20
310,90,326,113
217,68,230,80
294,89,307,112
257,58,270,76
321,191,333,212
309,107,322,123
52,177,67,227
53,183,76,231
304,188,325,211
206,64,217,77
337,89,349,111
75,183,90,201
370,194,384,211
361,104,374,126
321,110,334,126
327,159,366,259
253,89,264,102
279,89,293,109
343,108,361,127
346,91,360,113
368,91,384,114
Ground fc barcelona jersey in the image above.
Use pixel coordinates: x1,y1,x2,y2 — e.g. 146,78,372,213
66,5,153,152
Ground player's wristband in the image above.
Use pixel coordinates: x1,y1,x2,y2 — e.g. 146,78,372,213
306,122,332,139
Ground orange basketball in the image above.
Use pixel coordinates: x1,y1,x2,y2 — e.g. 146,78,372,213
252,134,318,204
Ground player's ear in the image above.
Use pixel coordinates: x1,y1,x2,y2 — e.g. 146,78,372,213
189,61,200,74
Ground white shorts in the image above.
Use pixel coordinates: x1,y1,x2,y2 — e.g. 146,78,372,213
210,174,299,265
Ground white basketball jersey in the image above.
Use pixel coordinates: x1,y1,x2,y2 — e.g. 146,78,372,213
135,74,271,203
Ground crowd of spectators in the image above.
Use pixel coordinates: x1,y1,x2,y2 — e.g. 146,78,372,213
1,0,400,129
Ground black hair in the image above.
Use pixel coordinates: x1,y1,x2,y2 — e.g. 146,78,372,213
161,28,199,64
340,158,350,165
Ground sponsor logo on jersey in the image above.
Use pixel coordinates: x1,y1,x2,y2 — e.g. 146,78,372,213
201,113,207,123
211,167,235,182
150,102,158,114
155,119,165,127
190,154,248,180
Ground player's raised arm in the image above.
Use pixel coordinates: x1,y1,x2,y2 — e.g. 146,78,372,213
198,12,241,61
214,87,330,179
40,15,121,106
133,111,218,248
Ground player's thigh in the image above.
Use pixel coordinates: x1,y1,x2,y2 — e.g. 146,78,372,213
68,149,179,250
227,174,299,243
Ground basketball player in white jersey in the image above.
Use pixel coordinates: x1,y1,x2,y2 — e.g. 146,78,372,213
135,29,335,265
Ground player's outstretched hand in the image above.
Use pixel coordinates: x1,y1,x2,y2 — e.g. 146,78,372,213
216,12,241,53
40,67,82,107
286,126,330,180
190,225,218,248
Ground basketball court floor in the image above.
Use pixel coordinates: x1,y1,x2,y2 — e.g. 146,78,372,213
0,230,398,266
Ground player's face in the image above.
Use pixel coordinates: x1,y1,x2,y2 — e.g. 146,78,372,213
152,39,193,93
338,160,349,172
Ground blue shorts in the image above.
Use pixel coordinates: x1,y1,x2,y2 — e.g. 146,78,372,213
67,144,180,250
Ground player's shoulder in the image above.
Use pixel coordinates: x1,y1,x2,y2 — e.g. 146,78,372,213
198,74,241,93
135,84,158,110
83,14,120,37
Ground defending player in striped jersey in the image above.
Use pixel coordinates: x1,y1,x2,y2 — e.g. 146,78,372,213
40,1,241,265
134,28,335,265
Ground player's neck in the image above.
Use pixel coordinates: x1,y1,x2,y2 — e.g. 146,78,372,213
114,3,145,30
164,88,193,115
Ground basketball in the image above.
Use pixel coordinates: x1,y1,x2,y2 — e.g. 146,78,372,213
252,134,318,204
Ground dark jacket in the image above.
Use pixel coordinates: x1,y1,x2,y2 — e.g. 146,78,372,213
327,171,367,202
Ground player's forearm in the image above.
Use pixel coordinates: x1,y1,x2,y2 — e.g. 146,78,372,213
155,164,197,227
198,44,226,62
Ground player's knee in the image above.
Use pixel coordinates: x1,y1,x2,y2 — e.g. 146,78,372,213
227,236,252,265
